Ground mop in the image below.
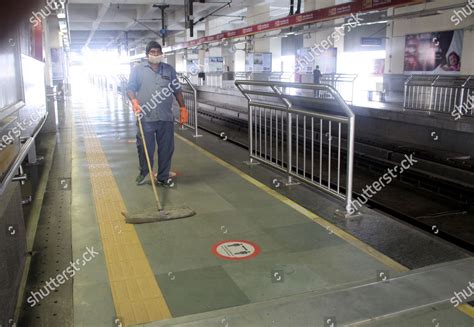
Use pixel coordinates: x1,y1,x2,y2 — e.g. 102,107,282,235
122,116,195,224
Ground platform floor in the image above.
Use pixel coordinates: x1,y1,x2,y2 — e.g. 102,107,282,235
21,79,473,326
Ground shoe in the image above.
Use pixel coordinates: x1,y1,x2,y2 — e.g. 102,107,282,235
154,171,176,178
157,178,175,188
136,174,149,185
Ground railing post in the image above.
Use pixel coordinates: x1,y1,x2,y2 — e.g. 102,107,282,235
345,115,355,215
287,110,293,185
192,85,202,138
429,75,440,111
459,76,471,113
403,75,412,109
249,103,254,163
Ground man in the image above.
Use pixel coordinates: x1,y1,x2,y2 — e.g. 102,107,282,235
313,65,322,97
127,41,188,186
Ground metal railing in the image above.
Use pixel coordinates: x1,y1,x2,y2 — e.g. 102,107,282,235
117,74,128,95
404,75,473,115
235,80,355,214
235,72,254,80
177,74,202,138
320,73,358,104
204,72,223,88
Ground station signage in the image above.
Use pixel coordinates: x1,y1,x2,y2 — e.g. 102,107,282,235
164,0,425,52
212,240,261,260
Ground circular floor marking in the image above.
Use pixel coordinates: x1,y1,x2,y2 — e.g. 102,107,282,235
212,240,261,260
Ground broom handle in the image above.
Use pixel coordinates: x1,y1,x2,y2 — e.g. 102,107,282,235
138,116,163,211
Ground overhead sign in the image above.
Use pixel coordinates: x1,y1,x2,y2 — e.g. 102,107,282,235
164,0,425,52
361,37,383,46
212,240,261,260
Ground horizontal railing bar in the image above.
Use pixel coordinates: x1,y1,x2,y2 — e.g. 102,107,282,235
249,101,288,111
242,90,283,98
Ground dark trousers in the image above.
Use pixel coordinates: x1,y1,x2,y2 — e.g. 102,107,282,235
136,120,174,181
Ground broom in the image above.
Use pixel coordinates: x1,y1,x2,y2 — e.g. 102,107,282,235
122,115,195,224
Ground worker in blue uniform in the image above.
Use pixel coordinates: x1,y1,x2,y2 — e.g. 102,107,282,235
127,41,188,186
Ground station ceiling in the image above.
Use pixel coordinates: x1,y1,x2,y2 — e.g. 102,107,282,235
68,0,290,51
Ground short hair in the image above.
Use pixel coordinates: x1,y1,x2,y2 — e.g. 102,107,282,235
448,51,460,61
146,41,162,54
316,65,320,69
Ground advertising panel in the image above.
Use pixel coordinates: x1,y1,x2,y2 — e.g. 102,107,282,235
404,30,463,74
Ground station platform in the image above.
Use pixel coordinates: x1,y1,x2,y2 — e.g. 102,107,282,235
19,81,473,327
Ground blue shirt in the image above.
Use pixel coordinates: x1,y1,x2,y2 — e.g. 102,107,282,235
127,61,182,122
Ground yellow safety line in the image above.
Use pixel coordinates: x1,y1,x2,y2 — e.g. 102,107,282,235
79,112,171,326
457,303,474,318
176,134,474,319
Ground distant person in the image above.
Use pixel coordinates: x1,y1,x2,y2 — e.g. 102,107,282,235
313,65,322,97
198,71,206,86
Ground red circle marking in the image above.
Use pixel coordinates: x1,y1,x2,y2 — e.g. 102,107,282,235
212,240,261,260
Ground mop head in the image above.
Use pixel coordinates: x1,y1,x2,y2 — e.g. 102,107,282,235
122,206,196,224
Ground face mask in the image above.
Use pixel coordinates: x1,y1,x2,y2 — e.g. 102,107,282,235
148,54,163,64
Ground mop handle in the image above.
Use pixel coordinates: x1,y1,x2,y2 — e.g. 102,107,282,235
137,116,163,211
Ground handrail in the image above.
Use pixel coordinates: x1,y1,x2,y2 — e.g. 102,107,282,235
0,112,48,195
235,80,355,118
177,73,202,138
235,80,355,215
0,139,33,196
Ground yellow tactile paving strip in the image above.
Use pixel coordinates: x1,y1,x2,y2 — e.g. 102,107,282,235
80,112,172,326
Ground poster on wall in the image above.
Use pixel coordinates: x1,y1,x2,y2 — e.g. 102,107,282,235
245,53,253,71
51,48,64,80
245,53,272,72
256,53,272,72
206,56,224,72
372,59,385,75
296,48,313,73
319,47,337,74
187,59,199,73
404,30,463,74
296,47,337,74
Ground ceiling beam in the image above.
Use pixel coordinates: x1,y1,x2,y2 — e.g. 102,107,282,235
105,4,158,49
83,0,111,49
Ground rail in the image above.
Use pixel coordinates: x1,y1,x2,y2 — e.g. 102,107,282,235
320,73,358,104
235,80,355,215
204,72,223,88
235,72,254,80
0,112,48,195
177,73,202,138
403,75,473,115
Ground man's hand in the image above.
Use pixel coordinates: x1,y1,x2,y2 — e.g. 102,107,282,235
180,106,188,125
132,99,142,114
